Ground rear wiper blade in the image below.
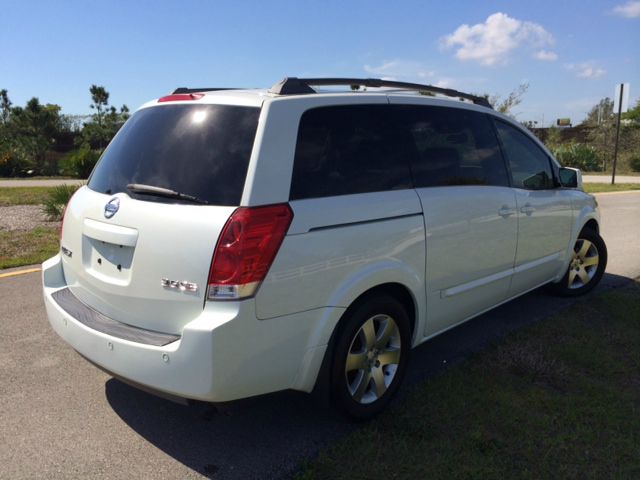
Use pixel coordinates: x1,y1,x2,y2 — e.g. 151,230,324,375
126,183,209,204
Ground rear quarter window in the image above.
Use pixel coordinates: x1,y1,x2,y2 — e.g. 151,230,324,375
290,105,413,200
88,104,260,206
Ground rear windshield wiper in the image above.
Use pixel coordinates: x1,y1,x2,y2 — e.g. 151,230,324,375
126,184,209,205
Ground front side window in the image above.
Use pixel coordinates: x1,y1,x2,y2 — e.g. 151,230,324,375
495,120,555,190
290,105,412,200
392,105,509,188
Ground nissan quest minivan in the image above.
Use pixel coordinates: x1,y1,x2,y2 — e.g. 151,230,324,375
43,78,607,418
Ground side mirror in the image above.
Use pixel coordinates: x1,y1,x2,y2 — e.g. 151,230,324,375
558,167,582,190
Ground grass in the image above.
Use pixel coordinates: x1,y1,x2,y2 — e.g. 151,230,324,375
0,186,56,206
0,226,60,269
583,183,640,193
298,281,640,480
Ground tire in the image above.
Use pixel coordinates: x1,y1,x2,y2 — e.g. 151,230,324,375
330,294,411,420
549,228,607,297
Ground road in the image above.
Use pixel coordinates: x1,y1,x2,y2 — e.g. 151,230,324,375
582,174,640,183
0,178,87,187
1,192,639,479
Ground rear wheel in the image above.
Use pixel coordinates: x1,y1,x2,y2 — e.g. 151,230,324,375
550,228,607,296
330,295,411,420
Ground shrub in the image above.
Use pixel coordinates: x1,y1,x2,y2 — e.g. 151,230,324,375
59,145,101,178
42,184,81,221
551,143,602,172
630,156,640,173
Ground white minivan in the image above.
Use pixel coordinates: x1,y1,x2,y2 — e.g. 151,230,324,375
43,78,607,418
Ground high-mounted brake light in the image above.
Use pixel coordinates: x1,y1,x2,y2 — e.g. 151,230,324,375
207,204,293,301
157,93,204,103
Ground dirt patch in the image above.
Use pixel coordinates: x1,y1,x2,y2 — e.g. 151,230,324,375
0,205,59,231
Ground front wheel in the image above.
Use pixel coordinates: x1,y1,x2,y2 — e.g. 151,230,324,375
330,295,411,420
550,228,607,296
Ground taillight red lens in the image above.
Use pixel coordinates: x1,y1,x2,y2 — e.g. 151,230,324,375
207,204,293,300
157,93,204,102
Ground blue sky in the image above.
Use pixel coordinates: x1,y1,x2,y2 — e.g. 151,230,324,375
1,0,638,125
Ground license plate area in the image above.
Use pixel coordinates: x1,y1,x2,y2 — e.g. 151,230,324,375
82,236,135,285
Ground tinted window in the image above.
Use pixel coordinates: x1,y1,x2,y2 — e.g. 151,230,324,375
495,120,555,190
88,104,260,205
393,105,509,188
290,105,412,200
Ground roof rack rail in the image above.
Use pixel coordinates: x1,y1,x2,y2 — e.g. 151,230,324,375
269,77,492,109
172,87,239,94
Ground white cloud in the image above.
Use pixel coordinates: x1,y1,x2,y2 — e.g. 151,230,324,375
534,50,558,61
442,12,554,66
363,60,435,80
565,62,607,78
613,1,640,18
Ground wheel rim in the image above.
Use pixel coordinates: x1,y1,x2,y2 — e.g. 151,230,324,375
344,314,402,404
567,238,599,289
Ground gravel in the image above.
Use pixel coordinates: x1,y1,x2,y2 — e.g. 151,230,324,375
0,205,59,231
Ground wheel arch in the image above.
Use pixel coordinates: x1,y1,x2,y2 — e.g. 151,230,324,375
310,282,418,399
581,218,599,234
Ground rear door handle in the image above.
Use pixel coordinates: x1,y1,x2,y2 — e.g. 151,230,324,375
520,203,536,215
498,206,515,218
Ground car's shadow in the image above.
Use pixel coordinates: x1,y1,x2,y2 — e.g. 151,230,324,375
105,272,633,480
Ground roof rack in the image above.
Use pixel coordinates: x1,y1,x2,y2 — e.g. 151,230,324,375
269,77,492,109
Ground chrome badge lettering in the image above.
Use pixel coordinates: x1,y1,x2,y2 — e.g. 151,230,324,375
104,197,120,219
161,278,198,292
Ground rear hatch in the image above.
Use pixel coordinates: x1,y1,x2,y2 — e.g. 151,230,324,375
60,102,261,334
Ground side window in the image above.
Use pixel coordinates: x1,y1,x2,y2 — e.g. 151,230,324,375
290,105,412,200
495,120,555,190
392,105,509,188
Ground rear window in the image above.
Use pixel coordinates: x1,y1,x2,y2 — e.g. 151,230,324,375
88,104,260,205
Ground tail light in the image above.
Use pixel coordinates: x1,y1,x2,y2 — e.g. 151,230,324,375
157,93,204,102
207,204,293,301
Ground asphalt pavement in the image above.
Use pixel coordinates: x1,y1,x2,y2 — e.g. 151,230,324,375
1,192,639,479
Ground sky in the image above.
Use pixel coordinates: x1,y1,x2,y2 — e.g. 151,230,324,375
1,0,639,126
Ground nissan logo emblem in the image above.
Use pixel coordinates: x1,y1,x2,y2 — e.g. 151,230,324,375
104,197,120,219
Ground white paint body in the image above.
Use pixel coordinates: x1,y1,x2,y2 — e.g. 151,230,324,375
42,89,601,402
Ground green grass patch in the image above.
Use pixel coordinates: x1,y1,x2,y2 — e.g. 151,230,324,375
0,226,59,269
299,282,640,480
584,183,640,193
0,186,56,206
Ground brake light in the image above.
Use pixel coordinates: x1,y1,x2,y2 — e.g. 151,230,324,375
157,93,204,103
207,204,293,301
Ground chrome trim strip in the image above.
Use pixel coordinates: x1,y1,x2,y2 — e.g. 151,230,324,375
308,213,423,232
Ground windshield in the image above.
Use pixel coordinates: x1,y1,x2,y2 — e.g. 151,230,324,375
88,104,260,206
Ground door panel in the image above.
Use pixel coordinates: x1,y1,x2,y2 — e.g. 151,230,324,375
419,186,518,336
510,189,573,292
493,119,573,294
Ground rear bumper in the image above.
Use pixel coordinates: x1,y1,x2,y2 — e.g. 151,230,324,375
42,254,339,402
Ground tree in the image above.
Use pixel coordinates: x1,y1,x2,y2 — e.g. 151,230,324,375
10,98,63,173
584,97,614,126
89,85,109,128
0,89,12,124
486,83,529,116
623,98,640,123
82,85,129,149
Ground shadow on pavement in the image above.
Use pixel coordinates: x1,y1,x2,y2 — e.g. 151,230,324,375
106,272,634,479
